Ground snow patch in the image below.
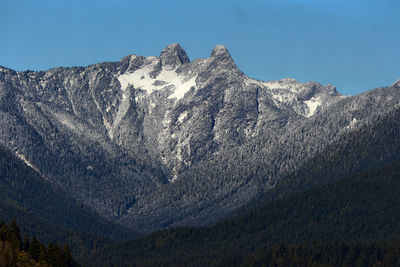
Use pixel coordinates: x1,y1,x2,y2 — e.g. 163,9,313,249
178,111,188,123
109,89,131,139
270,90,298,104
304,98,322,117
169,171,179,183
345,118,359,129
167,75,196,99
15,152,40,174
117,63,157,93
148,101,156,115
169,134,191,183
350,117,358,125
246,77,326,118
262,78,300,92
246,77,301,104
117,63,196,100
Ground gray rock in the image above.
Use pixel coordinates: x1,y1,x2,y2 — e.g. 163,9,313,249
0,43,399,233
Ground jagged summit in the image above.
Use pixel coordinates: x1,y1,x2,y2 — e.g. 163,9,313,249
160,43,190,68
302,82,340,97
208,44,236,70
210,45,232,59
3,43,398,234
211,45,229,56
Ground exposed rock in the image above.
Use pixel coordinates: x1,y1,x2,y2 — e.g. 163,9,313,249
0,44,399,233
160,43,190,68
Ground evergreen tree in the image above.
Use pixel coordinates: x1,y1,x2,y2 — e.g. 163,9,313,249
22,233,29,251
3,249,11,267
6,218,21,250
28,236,41,261
0,220,81,266
0,220,6,241
38,245,47,264
64,244,77,266
46,243,65,266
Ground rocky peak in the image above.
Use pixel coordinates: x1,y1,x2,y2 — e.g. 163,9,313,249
303,82,339,97
210,45,232,59
160,43,190,68
208,45,238,71
119,54,147,73
323,84,340,96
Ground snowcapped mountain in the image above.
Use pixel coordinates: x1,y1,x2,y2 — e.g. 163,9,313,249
0,44,399,232
109,43,344,182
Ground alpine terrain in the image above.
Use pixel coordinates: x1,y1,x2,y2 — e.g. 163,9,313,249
1,43,400,233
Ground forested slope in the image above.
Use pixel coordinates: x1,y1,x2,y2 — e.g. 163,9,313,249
0,145,136,261
246,105,400,211
88,159,400,266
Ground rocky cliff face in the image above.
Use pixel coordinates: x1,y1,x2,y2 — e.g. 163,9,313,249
0,44,399,232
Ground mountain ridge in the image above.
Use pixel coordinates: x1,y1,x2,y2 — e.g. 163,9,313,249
1,43,399,232
88,158,400,266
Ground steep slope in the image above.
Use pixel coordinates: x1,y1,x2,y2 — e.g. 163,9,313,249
88,158,400,266
0,64,167,218
241,99,400,212
87,100,400,264
0,144,136,242
119,81,400,232
1,44,399,232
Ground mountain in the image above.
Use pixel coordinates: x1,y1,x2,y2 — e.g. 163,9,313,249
85,103,400,265
0,144,136,260
88,159,400,266
0,43,399,232
243,102,400,212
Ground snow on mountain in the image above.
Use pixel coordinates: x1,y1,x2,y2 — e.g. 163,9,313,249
117,58,197,100
304,97,322,117
1,43,399,232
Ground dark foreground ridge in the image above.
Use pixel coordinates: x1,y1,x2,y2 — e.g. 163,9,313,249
0,219,80,266
88,160,400,266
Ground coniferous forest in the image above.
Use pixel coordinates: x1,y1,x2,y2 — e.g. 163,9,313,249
1,128,400,265
0,219,79,267
1,124,400,265
1,38,400,266
85,160,400,266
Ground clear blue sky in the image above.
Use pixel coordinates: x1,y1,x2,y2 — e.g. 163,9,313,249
1,0,399,95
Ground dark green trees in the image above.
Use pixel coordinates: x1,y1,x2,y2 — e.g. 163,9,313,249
0,219,80,266
5,218,21,250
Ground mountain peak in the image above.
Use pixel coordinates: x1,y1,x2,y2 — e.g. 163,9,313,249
209,45,237,70
160,43,190,68
211,45,231,58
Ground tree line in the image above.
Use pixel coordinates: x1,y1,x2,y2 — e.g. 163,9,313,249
0,218,79,267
